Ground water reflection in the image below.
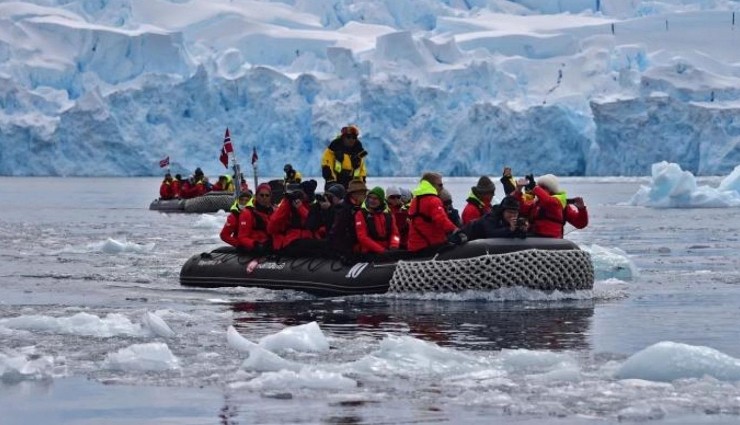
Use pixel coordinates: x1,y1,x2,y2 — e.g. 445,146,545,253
231,299,594,352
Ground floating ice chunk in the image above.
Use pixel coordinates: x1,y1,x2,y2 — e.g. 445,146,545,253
259,321,330,353
192,213,225,230
235,369,357,391
143,311,175,338
628,162,740,208
0,350,63,383
227,325,259,352
227,326,301,372
104,343,179,372
500,349,578,375
87,238,155,254
352,335,484,376
0,312,147,337
617,402,666,422
581,244,637,281
616,341,740,382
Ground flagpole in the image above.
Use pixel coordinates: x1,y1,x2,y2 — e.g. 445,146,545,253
252,147,258,191
229,131,242,199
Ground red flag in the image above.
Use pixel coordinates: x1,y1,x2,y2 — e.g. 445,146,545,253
223,128,234,154
219,128,232,168
251,147,258,165
159,156,170,168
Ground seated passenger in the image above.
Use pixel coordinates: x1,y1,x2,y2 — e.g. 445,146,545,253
516,174,565,238
386,186,409,249
283,164,303,185
267,182,323,256
307,182,345,239
462,196,528,241
237,183,274,254
407,172,465,253
462,176,495,225
328,179,367,258
159,173,176,200
354,187,400,254
439,188,461,228
172,174,183,198
220,191,251,247
211,175,229,191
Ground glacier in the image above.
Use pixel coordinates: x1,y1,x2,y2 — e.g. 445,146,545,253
1,0,739,177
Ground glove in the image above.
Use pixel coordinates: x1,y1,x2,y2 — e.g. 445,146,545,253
525,174,536,191
447,229,468,246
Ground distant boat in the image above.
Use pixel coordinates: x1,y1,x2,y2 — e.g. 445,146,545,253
149,191,234,213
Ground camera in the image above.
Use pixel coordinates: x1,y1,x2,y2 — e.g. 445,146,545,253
566,198,576,205
285,190,303,202
315,194,326,203
516,217,529,228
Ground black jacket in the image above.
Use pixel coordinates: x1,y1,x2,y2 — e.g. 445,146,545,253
462,206,525,241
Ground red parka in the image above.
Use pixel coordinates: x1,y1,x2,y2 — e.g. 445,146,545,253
461,193,492,225
517,186,565,238
220,205,241,247
237,201,273,250
267,198,314,250
388,204,409,249
407,181,458,252
564,204,588,229
159,181,175,200
354,208,400,254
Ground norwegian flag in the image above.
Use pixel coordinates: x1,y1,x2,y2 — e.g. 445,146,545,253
219,128,233,168
251,147,258,165
159,156,170,168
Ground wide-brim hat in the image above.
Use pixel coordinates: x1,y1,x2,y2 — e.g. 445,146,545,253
347,179,368,194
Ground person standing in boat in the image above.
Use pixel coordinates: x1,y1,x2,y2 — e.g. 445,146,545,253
220,191,252,247
159,173,176,200
500,166,517,196
439,188,462,228
321,125,367,190
354,187,401,255
515,174,565,238
462,195,528,240
267,181,324,256
407,172,466,253
461,176,495,225
237,183,274,254
328,179,368,259
283,164,302,185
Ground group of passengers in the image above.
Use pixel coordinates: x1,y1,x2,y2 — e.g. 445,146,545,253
212,124,589,261
159,167,250,200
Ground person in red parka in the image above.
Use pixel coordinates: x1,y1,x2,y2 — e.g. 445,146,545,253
516,174,566,238
220,191,251,247
354,187,400,254
385,186,409,249
237,183,274,254
407,172,465,252
461,175,495,225
159,173,175,200
267,180,324,256
564,196,589,230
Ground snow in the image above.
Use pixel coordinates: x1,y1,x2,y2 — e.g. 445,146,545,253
1,0,740,177
628,161,740,207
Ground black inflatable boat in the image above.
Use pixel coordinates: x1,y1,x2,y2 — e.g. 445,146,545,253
180,238,594,297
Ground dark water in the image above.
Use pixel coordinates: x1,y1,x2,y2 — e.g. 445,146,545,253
2,176,740,424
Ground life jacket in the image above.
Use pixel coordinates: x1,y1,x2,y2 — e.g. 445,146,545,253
327,139,364,179
361,209,393,242
244,199,270,231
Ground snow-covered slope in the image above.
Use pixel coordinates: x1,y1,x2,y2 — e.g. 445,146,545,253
1,0,739,177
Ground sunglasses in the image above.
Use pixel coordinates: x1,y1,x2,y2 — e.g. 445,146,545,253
345,135,358,140
257,193,270,198
388,195,401,200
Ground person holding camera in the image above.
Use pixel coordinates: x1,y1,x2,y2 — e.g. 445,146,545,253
462,196,528,241
328,179,368,259
321,124,368,190
306,183,345,239
354,187,401,255
515,174,566,238
267,183,323,255
236,183,274,254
